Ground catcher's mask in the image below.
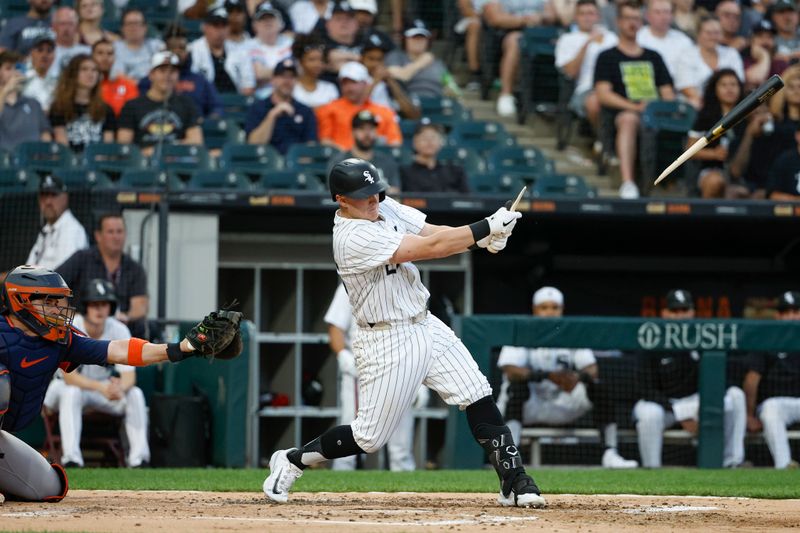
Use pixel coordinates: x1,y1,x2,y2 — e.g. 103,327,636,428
1,265,76,344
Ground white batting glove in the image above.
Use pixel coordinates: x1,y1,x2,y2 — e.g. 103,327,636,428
337,349,358,377
475,234,493,249
486,207,521,236
487,233,509,254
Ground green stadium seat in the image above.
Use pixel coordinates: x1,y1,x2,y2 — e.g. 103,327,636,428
373,145,414,166
437,146,487,177
448,121,515,155
188,170,251,190
285,143,341,180
517,26,562,124
257,170,325,192
153,144,211,181
399,119,418,148
53,169,115,191
15,142,78,175
202,119,245,151
0,168,35,193
531,173,596,198
639,101,697,192
82,143,147,181
219,93,255,128
468,172,526,194
118,169,184,191
487,146,556,183
417,97,472,130
218,143,284,181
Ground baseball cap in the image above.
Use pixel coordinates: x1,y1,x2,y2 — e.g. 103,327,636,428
752,19,776,35
150,51,180,72
665,289,694,311
405,19,431,38
533,286,564,307
204,5,228,23
772,0,796,12
39,174,66,194
332,1,355,15
413,116,443,135
31,29,55,48
777,290,800,311
254,1,282,21
361,31,390,53
349,0,377,14
273,57,297,76
338,61,369,82
352,109,378,128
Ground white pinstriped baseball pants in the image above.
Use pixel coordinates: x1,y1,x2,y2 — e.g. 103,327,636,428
350,313,492,453
758,397,800,469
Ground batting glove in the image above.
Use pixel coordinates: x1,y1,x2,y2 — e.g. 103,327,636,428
337,348,358,377
486,207,521,236
487,233,509,254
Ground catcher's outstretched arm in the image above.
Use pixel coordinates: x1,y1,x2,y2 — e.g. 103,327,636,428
106,337,196,366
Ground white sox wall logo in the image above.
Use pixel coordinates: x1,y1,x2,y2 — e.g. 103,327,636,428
363,170,374,183
637,322,739,350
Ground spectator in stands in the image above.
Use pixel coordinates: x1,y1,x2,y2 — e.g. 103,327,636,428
245,57,318,154
0,50,51,151
636,0,692,80
243,2,294,97
673,0,700,38
497,286,638,469
189,4,256,95
26,174,88,270
320,1,363,74
633,289,746,468
93,39,139,117
743,20,788,93
455,0,483,91
385,19,450,100
326,109,400,191
400,118,469,193
350,0,393,51
117,51,203,156
290,0,333,35
686,69,749,199
361,31,421,119
51,7,91,80
594,0,674,199
76,0,119,47
316,61,402,150
292,32,339,108
742,290,800,469
674,17,745,109
57,212,149,337
43,278,150,468
225,0,252,53
482,0,557,117
715,0,747,51
728,104,785,196
49,54,116,153
0,0,54,56
772,0,800,63
22,30,57,113
113,8,165,82
555,0,617,136
766,122,800,200
138,24,223,118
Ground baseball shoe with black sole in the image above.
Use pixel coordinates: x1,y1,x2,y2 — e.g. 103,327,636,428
263,448,303,503
497,472,546,508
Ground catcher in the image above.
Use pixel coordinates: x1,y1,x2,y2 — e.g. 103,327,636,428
0,265,242,503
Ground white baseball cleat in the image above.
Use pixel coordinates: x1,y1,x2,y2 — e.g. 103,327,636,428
497,473,547,508
263,448,303,503
602,448,639,469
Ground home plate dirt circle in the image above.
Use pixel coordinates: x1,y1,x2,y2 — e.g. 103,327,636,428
2,491,799,532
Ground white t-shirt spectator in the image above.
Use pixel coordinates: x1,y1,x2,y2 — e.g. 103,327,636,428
188,37,256,94
242,34,294,83
23,72,58,112
289,0,334,35
112,38,165,81
292,79,339,108
26,209,89,270
673,43,745,92
555,28,618,95
636,26,693,79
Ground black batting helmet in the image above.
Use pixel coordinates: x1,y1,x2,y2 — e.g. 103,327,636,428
328,157,387,202
83,278,118,315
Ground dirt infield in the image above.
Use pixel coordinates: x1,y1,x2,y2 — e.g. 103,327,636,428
2,491,799,532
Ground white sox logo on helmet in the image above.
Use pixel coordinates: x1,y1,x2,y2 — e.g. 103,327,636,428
363,170,374,183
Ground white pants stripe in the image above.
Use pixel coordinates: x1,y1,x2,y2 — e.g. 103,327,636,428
757,397,800,469
351,313,491,453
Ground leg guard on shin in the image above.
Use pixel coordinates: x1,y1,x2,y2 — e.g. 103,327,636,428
287,424,365,470
43,463,69,502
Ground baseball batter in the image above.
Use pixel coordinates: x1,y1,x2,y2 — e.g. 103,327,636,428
264,158,545,508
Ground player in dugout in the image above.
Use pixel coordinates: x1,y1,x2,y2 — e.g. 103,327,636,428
0,265,242,504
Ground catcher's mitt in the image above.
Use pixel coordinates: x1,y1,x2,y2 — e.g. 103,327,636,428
186,309,243,360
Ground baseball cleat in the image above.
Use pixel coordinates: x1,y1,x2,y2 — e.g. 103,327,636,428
263,448,303,503
497,472,546,508
601,448,638,469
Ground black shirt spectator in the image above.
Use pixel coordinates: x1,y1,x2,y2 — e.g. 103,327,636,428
400,119,469,193
594,47,673,102
50,101,116,153
767,147,800,199
118,93,199,149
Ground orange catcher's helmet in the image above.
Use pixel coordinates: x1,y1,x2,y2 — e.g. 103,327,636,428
1,265,76,344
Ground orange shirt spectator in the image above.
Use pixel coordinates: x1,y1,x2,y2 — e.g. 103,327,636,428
101,76,139,116
315,61,401,150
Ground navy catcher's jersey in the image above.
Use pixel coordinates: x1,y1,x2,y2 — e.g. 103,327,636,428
0,317,110,432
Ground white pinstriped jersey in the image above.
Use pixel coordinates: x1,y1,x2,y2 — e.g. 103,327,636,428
324,283,359,346
333,196,430,325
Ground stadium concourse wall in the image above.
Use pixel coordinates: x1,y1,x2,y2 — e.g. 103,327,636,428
448,315,799,469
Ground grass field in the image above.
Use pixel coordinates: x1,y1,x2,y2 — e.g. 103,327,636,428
67,467,800,499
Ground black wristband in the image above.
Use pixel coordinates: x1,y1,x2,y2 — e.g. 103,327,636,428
468,219,491,243
167,342,188,363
